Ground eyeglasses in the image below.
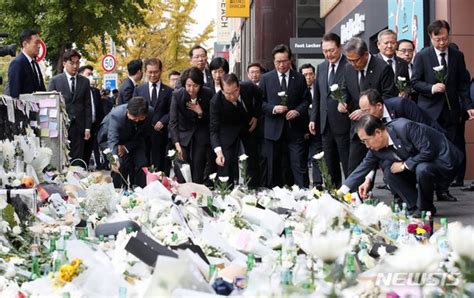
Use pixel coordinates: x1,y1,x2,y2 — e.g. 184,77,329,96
347,56,363,64
397,49,414,54
274,59,290,65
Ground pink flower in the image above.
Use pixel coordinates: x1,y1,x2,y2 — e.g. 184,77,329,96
407,224,417,234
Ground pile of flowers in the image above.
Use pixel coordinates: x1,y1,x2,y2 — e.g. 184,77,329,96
50,259,86,287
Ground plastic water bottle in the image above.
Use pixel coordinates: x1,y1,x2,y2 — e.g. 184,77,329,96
437,218,449,259
281,227,297,269
292,255,311,289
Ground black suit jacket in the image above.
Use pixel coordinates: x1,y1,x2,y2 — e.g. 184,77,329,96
8,52,46,98
169,86,213,146
344,118,462,190
411,46,471,119
97,104,153,154
374,54,410,82
48,73,92,131
209,82,260,150
260,69,310,141
312,55,351,135
134,82,173,126
91,86,105,125
342,54,397,136
119,77,136,104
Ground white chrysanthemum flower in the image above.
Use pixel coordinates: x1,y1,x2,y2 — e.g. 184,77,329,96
448,224,474,260
167,149,176,158
218,176,229,183
302,230,350,263
12,226,22,235
312,151,324,160
277,91,286,97
239,154,248,161
209,173,217,180
386,243,441,273
397,76,406,81
0,196,7,210
330,84,339,92
103,148,112,154
433,65,444,72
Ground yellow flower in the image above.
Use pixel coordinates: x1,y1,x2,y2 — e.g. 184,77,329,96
344,192,352,203
70,258,81,269
416,227,426,235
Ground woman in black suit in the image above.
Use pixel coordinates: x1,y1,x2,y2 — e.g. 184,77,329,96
169,67,214,183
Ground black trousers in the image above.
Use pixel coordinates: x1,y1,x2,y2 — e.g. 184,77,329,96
112,143,147,188
150,129,168,172
306,133,322,186
182,137,210,184
384,161,458,211
83,122,100,169
321,126,350,188
68,122,86,167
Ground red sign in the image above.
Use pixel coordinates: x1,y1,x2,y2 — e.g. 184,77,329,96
36,39,47,62
101,54,116,72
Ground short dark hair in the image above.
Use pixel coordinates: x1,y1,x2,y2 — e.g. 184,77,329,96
63,49,81,62
127,59,143,76
112,89,119,94
355,114,385,136
397,39,415,50
360,89,383,105
247,62,265,73
180,67,204,88
427,20,450,36
144,58,162,71
299,63,315,74
189,45,207,58
127,97,148,116
209,57,229,73
272,44,292,60
220,73,240,89
78,65,93,74
169,70,180,78
19,28,40,48
344,37,368,56
322,33,341,47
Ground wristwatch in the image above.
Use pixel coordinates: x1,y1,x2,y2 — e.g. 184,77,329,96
400,162,406,171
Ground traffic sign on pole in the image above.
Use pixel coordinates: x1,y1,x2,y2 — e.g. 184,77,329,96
101,54,116,72
36,40,47,62
103,73,118,91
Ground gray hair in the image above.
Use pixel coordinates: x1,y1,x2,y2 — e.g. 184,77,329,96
377,29,397,42
344,37,368,56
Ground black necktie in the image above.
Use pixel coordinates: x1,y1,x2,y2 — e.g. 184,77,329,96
281,73,287,92
31,59,40,87
359,70,365,88
70,77,75,95
440,52,447,70
151,82,157,106
328,64,335,87
387,59,394,74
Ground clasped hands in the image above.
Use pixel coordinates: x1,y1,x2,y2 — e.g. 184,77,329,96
274,105,300,120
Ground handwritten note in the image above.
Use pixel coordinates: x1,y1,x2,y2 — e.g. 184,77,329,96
49,109,58,118
39,98,56,108
49,130,59,138
40,128,49,137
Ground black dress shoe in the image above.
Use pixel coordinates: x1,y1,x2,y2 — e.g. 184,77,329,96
450,181,464,187
437,192,458,202
410,208,437,218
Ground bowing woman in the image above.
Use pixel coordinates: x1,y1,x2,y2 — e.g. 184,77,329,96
169,67,214,183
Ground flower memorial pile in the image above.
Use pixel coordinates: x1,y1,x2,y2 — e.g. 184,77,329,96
1,146,474,297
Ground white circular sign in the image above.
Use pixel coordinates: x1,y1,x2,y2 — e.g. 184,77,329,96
101,54,116,72
36,40,47,62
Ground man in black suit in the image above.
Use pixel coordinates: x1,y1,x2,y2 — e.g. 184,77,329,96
309,33,350,188
210,74,260,186
133,58,173,172
119,59,142,105
260,44,311,188
396,39,415,79
375,29,410,89
339,115,461,217
97,97,152,188
247,62,265,86
78,65,104,169
8,28,46,98
340,37,397,175
411,20,473,200
168,70,181,89
48,49,91,166
189,45,212,86
299,63,322,188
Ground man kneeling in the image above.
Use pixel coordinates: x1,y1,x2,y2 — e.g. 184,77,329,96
338,114,461,217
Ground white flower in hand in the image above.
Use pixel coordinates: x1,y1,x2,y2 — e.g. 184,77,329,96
433,65,444,72
397,76,406,81
167,149,176,158
239,154,248,161
329,84,339,92
218,176,229,183
12,226,22,235
312,151,324,160
277,91,286,97
209,173,217,180
103,148,112,155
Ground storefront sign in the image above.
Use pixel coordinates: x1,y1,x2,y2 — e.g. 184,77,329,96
225,0,250,18
290,38,323,54
341,13,366,44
